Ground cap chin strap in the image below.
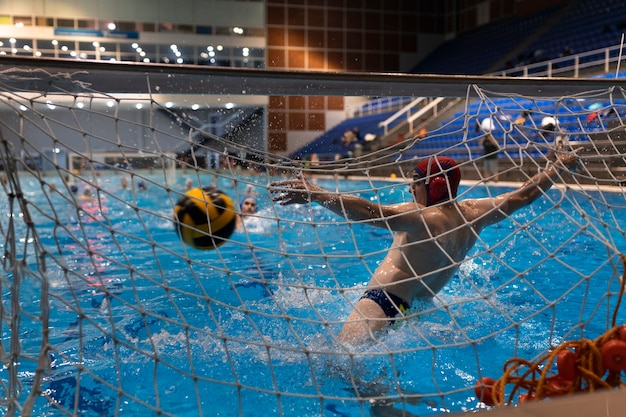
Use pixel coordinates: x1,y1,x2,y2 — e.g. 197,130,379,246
424,157,433,206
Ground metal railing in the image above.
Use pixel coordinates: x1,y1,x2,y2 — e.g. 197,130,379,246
490,42,625,78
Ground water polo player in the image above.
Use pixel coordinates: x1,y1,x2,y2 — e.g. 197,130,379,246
271,150,581,344
237,195,258,230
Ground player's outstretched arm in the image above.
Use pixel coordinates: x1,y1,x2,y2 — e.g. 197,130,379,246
469,146,582,228
271,174,412,226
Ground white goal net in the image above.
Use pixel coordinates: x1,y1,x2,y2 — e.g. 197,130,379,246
1,62,626,417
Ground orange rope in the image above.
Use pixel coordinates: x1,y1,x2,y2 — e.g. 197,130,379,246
486,255,626,406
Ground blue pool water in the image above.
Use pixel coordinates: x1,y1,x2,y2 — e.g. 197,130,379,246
3,172,626,416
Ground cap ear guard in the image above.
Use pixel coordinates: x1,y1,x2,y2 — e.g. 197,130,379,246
427,176,449,205
414,156,460,205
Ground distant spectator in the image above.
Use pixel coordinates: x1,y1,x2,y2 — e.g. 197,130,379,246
480,132,500,182
532,48,545,63
343,129,356,144
541,116,558,132
586,111,599,125
554,128,570,150
514,111,530,126
480,117,495,133
602,107,617,118
362,133,377,151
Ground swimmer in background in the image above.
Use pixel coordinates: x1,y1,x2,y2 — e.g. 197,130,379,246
271,147,581,344
237,195,258,230
79,186,94,201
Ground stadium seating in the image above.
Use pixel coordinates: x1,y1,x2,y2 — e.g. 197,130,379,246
289,110,398,160
290,0,626,162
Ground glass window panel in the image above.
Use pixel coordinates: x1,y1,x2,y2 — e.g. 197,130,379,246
117,21,136,31
36,17,54,27
196,25,212,35
158,22,174,32
175,24,193,33
14,16,33,26
57,18,74,28
137,22,156,32
36,39,56,57
77,19,96,29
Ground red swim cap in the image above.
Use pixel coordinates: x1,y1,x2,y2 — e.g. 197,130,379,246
413,156,461,205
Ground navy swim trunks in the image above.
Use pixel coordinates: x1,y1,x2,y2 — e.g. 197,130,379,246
360,289,409,319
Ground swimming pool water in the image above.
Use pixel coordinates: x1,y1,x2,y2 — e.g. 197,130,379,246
2,172,626,416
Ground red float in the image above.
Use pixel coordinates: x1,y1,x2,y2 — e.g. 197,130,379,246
601,339,626,372
546,374,573,396
556,349,577,381
474,377,496,406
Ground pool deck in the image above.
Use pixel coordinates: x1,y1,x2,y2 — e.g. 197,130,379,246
459,387,626,417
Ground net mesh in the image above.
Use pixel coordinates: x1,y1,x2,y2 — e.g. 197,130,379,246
1,65,626,417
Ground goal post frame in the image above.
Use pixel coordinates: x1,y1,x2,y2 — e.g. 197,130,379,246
0,56,622,98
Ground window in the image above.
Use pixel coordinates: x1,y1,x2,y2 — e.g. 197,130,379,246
117,21,137,32
14,16,33,26
175,24,193,33
57,18,74,28
77,19,96,29
196,25,213,35
137,22,156,32
36,17,54,27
